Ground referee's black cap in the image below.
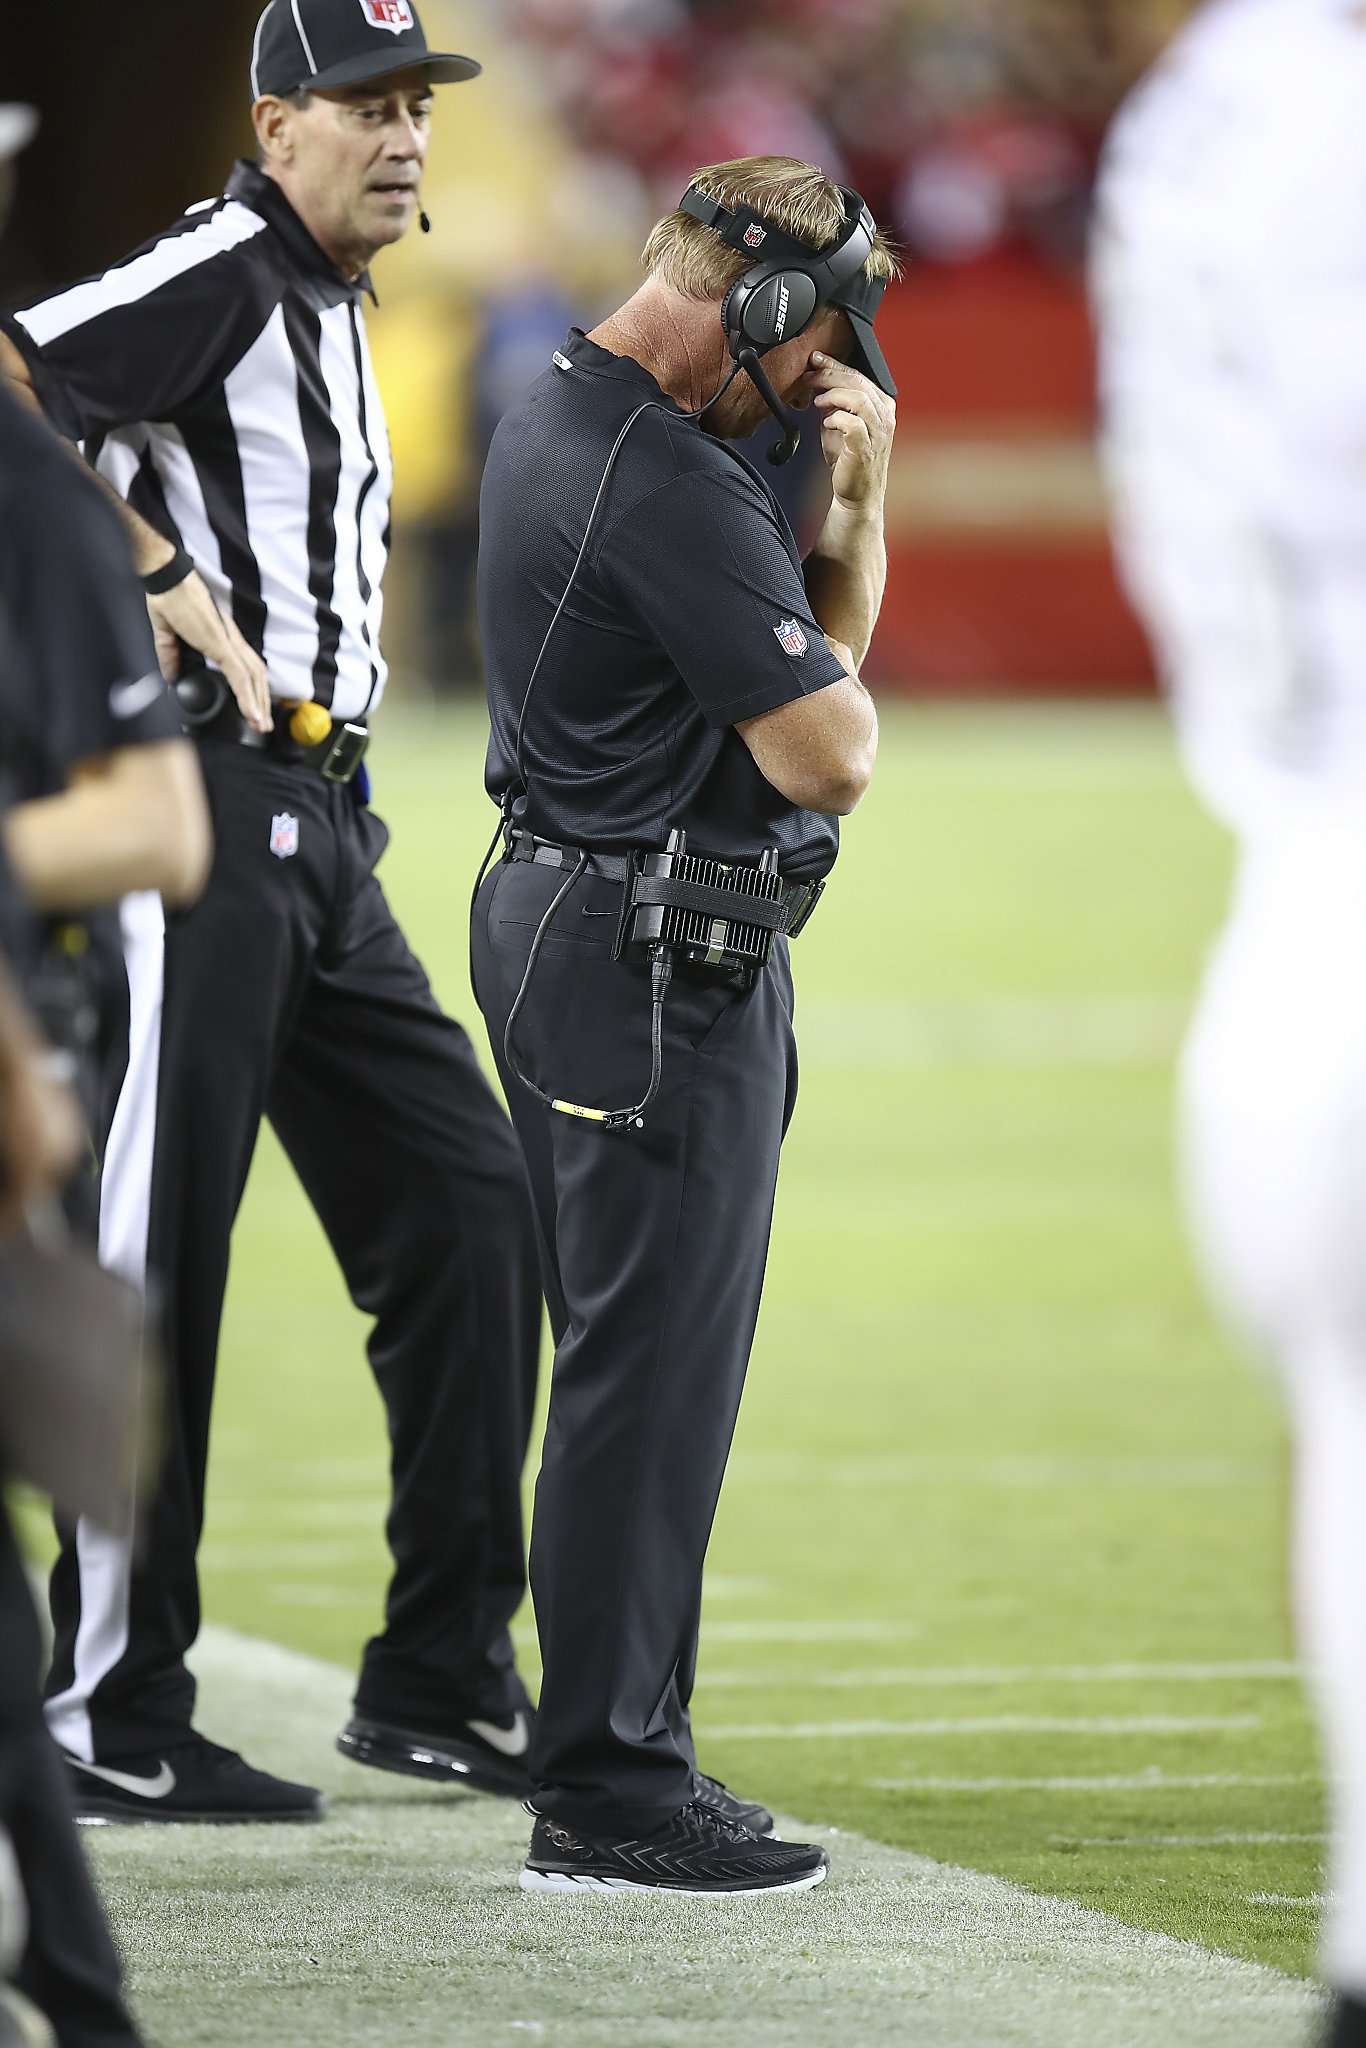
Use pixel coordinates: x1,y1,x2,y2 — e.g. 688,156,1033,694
250,0,481,101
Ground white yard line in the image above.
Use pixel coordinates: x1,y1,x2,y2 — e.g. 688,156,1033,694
796,995,1189,1070
701,1660,1302,1690
75,1624,1321,2048
870,1774,1314,1793
726,1452,1281,1490
707,1715,1261,1740
1062,1833,1325,1849
692,1620,923,1644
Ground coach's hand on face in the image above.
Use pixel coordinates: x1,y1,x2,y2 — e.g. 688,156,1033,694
147,569,275,734
805,352,895,513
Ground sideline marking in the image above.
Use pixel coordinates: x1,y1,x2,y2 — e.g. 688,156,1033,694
707,1715,1261,1740
89,1623,1322,2048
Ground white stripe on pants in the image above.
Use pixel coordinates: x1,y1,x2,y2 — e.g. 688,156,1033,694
45,890,165,1763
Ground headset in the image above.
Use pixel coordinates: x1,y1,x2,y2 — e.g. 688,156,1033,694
680,182,884,465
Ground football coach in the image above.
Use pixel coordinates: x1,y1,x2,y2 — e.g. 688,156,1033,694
0,0,543,1824
472,155,897,1895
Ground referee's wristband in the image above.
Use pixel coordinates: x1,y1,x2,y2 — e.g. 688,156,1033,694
141,547,195,596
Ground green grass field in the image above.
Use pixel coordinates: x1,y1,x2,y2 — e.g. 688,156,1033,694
17,700,1325,2043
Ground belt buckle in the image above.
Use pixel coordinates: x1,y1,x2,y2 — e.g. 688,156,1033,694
319,722,370,784
786,877,825,939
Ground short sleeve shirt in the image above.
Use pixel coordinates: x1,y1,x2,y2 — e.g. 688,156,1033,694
477,329,844,883
0,386,182,812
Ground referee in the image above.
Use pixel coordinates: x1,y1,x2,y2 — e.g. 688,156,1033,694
0,0,542,1824
472,156,896,1894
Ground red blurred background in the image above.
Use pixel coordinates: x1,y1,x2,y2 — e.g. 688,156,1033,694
3,0,1192,694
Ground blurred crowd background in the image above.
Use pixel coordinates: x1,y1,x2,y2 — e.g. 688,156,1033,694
3,0,1197,695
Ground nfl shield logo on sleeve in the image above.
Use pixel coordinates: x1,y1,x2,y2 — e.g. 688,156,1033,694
358,0,416,31
269,812,300,861
775,618,809,657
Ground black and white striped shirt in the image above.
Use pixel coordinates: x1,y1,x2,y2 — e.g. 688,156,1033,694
2,161,394,723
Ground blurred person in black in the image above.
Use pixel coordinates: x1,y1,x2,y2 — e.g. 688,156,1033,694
0,0,543,1825
0,98,211,2048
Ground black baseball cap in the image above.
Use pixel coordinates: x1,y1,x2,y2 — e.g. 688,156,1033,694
250,0,481,101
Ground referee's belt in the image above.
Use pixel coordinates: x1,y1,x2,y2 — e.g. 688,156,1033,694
504,829,825,938
175,672,369,786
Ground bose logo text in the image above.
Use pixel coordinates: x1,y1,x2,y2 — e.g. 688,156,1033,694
774,283,790,340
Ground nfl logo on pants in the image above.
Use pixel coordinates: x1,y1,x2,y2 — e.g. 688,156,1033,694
270,813,300,861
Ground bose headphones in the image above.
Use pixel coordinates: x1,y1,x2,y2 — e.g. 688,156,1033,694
678,183,896,397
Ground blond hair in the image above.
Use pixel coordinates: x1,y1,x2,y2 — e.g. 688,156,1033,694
643,156,901,302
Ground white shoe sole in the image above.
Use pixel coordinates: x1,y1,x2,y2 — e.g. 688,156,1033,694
519,1864,828,1896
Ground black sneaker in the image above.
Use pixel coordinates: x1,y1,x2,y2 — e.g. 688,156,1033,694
337,1708,533,1799
520,1800,828,1895
693,1771,774,1837
1326,1993,1366,2048
62,1736,325,1825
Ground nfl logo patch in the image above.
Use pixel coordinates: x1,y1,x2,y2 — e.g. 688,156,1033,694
743,223,767,250
774,618,808,657
269,812,300,861
358,0,415,33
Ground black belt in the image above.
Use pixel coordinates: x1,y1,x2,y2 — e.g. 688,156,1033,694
177,677,369,786
504,830,825,937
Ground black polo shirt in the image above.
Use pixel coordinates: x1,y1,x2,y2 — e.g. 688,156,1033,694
0,387,182,804
0,385,183,974
477,329,845,883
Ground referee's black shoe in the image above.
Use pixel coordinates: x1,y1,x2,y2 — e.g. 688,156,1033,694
336,1708,533,1800
520,1801,828,1895
62,1736,325,1824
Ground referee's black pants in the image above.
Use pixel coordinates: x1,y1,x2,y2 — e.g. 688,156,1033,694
45,739,542,1762
471,856,798,1834
0,1506,143,2047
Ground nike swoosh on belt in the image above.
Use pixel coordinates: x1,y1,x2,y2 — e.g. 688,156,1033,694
467,1714,530,1758
109,672,170,721
68,1757,177,1799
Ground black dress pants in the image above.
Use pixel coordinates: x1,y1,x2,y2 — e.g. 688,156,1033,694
46,739,542,1761
471,856,798,1834
0,1507,142,2048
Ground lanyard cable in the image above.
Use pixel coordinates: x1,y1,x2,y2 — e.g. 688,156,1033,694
489,360,742,1131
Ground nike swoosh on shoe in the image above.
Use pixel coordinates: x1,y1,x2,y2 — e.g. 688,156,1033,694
69,1758,177,1799
466,1713,530,1758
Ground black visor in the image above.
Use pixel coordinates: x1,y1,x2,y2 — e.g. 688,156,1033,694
831,273,895,398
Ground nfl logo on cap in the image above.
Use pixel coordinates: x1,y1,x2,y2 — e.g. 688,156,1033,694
743,223,767,249
774,619,808,657
359,0,415,31
270,812,300,861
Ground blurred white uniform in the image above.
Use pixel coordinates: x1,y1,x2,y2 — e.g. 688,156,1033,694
1095,0,1366,2001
